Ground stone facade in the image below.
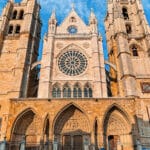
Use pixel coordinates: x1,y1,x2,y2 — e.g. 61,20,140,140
0,0,150,150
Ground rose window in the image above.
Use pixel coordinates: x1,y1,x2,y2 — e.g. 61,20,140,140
58,51,87,76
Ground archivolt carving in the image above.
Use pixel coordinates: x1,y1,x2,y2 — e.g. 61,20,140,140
54,105,90,135
106,110,130,135
11,110,37,143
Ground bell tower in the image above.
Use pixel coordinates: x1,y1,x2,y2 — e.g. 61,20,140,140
105,0,150,97
0,0,41,98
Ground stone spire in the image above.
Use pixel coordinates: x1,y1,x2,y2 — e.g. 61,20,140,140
48,10,57,34
49,9,57,25
89,8,97,24
89,9,98,33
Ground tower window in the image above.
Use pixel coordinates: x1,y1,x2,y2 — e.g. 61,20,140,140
131,45,138,56
12,10,17,19
15,25,21,34
19,10,24,19
8,25,13,34
126,24,132,34
122,7,129,20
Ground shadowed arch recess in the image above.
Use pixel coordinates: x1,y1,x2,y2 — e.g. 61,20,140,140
103,105,133,150
54,104,90,150
11,109,37,150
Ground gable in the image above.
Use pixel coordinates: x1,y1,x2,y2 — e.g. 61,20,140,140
56,9,90,34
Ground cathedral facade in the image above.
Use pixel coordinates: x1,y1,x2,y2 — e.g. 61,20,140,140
0,0,150,150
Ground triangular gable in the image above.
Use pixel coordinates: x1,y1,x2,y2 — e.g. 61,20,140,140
57,9,90,34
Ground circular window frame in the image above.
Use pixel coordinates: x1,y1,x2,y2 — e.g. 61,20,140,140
67,26,78,34
58,50,88,76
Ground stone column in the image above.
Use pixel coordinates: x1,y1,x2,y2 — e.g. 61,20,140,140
91,34,102,98
0,137,6,150
19,136,26,150
53,140,58,150
136,140,142,150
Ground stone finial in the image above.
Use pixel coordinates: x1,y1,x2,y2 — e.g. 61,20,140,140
49,9,57,24
71,3,75,10
9,0,14,2
89,8,97,24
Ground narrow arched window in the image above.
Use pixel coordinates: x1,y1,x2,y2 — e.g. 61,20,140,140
122,7,129,20
8,25,13,34
131,45,138,56
73,84,82,98
63,85,71,98
84,84,93,98
19,10,24,19
52,86,61,98
70,17,76,23
12,10,17,19
15,25,21,34
126,24,132,34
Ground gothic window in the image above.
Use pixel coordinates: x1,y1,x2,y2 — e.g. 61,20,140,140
122,7,129,20
58,51,87,76
12,10,17,19
84,84,93,98
73,84,82,98
19,10,24,19
52,86,61,98
126,24,132,34
70,17,76,23
63,84,71,98
131,45,138,56
8,25,13,34
15,25,21,34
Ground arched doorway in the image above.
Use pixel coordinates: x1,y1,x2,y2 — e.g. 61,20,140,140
103,106,133,150
11,109,37,150
54,105,90,150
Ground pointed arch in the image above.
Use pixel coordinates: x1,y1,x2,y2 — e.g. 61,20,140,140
12,10,18,19
53,103,91,149
73,82,82,98
10,108,37,149
103,104,133,150
103,103,131,126
56,43,90,59
43,114,50,143
63,83,71,98
122,6,129,20
52,103,90,134
52,83,61,98
129,40,143,51
84,82,93,98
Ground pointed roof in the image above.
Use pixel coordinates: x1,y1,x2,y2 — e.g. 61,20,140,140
50,9,56,20
60,6,86,26
57,5,89,34
89,8,97,24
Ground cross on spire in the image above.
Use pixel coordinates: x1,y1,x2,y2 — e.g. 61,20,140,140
71,3,75,10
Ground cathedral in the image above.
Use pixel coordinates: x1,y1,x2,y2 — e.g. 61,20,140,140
0,0,150,150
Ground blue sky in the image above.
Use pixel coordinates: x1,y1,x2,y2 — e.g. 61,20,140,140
0,0,150,60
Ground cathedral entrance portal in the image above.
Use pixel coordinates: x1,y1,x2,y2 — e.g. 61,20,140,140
103,106,133,150
54,105,90,150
